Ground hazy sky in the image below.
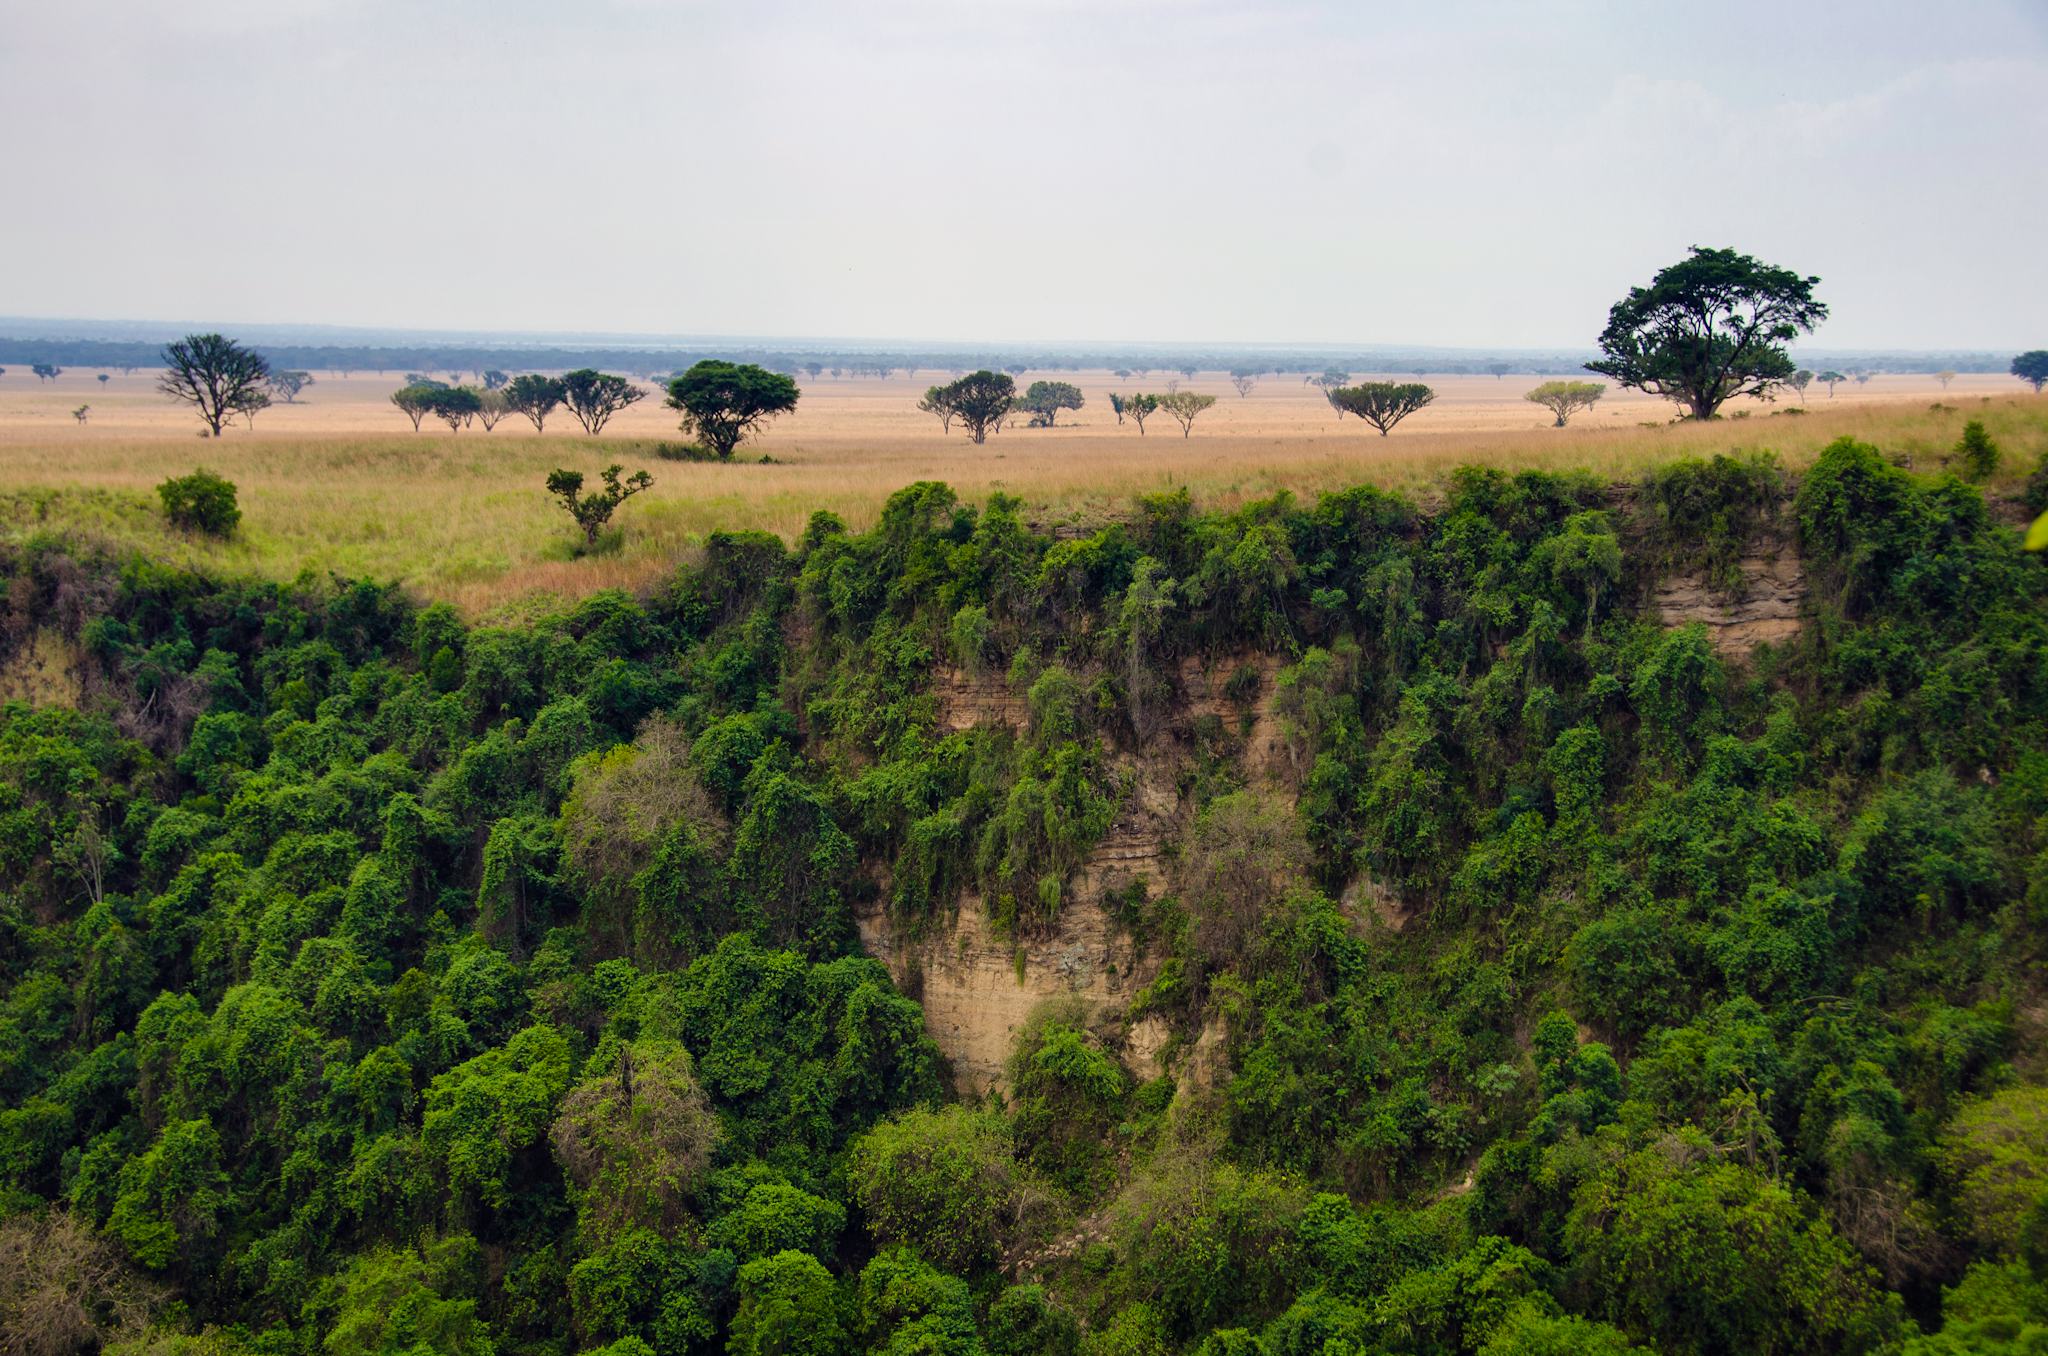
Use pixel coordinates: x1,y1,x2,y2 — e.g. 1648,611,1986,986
3,0,2044,349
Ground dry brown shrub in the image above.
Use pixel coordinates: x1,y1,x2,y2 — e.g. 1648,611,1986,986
1177,789,1313,980
551,1039,719,1241
0,1211,163,1356
559,714,723,897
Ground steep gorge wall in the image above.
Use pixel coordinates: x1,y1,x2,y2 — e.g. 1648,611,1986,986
860,516,1814,1095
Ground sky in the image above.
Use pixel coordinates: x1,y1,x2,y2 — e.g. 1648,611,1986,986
2,0,2044,350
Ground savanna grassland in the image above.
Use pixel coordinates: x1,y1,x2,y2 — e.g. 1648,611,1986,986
3,367,2036,613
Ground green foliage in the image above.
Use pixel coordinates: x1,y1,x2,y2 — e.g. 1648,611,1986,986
157,469,241,538
1018,380,1085,427
1957,418,2002,480
850,1105,1015,1274
545,464,654,547
935,370,1014,444
664,361,800,459
1588,246,1828,419
1524,380,1605,427
1328,382,1436,435
559,369,647,435
729,1250,847,1356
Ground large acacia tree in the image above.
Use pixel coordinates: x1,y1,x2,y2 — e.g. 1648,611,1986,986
939,370,1015,444
158,334,270,436
2014,351,2048,393
1587,246,1827,420
1017,380,1083,428
1329,382,1434,435
665,360,800,459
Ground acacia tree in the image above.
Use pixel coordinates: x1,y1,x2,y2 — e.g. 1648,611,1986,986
232,387,271,429
1157,391,1216,438
560,369,646,435
1524,380,1605,427
941,370,1015,444
918,386,956,433
546,464,653,545
1017,380,1084,427
1330,382,1435,435
665,360,800,458
504,374,566,432
481,369,510,391
1488,362,1512,380
2014,351,2048,393
1123,392,1160,434
429,386,484,432
33,364,61,382
1818,369,1847,397
158,334,270,436
1786,369,1814,403
1934,370,1957,390
267,370,314,403
475,389,511,432
97,373,110,389
390,384,438,431
1230,370,1257,397
1587,246,1828,420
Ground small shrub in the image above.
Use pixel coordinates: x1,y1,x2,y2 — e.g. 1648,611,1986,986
1956,419,2000,481
653,441,719,462
157,469,241,537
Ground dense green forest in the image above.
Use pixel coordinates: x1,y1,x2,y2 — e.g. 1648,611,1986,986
4,435,2048,1354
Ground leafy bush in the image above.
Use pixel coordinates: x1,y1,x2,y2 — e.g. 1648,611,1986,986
156,468,240,537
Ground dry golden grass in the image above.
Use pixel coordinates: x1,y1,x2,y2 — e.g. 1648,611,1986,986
2,366,2041,617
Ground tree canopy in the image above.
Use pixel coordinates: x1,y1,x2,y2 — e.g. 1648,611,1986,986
560,369,647,435
1586,247,1827,420
1017,380,1084,428
157,333,272,437
664,361,801,458
936,370,1015,444
2014,351,2048,393
1329,381,1435,435
1525,380,1605,428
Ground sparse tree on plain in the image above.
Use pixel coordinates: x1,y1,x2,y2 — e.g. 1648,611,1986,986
158,334,271,436
96,373,110,389
1853,371,1872,386
391,383,439,431
1113,368,1132,381
1004,364,1027,378
482,369,510,391
233,388,271,429
1230,370,1257,397
1122,392,1160,434
547,464,653,546
940,370,1015,444
1524,380,1605,427
1157,390,1216,438
504,374,566,432
1934,370,1957,390
430,385,484,432
1330,381,1435,435
476,389,511,432
665,360,800,459
72,404,90,424
1309,368,1350,392
1818,369,1847,397
2013,351,2048,393
1108,392,1126,425
1586,246,1827,420
1179,365,1198,380
1487,362,1511,380
560,369,646,435
918,386,957,434
33,364,61,382
804,362,824,381
267,370,314,403
1786,369,1814,402
1165,377,1181,394
1017,380,1084,427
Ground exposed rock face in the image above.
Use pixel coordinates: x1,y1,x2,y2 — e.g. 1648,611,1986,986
1653,551,1806,657
863,656,1285,1093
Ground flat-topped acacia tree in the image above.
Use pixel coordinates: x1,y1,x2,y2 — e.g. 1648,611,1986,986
1156,391,1216,437
504,374,566,432
159,333,270,436
2014,351,2048,393
560,369,646,435
1587,245,1827,420
1524,380,1605,428
665,360,801,459
1329,382,1434,435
